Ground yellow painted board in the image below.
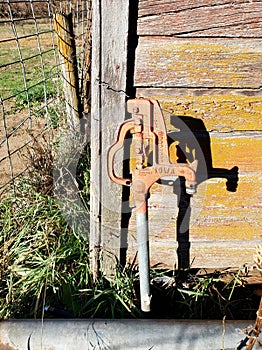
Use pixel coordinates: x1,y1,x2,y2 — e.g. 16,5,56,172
127,174,261,268
136,88,262,132
210,133,262,172
135,37,262,88
128,174,261,242
168,132,261,172
190,175,262,241
129,130,261,173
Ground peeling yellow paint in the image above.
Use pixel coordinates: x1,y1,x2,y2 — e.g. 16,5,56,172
133,36,262,267
144,94,262,131
190,175,262,241
211,136,262,171
135,38,262,88
141,174,262,242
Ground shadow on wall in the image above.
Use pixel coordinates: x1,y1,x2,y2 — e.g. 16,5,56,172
120,113,239,269
167,115,239,268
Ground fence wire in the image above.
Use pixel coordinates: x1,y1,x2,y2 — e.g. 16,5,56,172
0,0,91,193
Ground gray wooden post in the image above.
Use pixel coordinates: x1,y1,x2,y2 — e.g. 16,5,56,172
90,0,130,278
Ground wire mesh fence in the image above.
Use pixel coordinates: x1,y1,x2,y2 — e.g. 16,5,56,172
0,0,91,193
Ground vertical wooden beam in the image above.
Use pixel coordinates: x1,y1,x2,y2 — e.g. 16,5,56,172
90,0,130,277
54,13,81,131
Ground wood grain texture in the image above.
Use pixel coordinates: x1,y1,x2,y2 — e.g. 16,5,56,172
136,88,262,131
130,1,262,269
127,173,261,268
131,91,262,268
90,0,101,278
53,13,81,131
90,0,129,276
90,0,262,272
191,174,262,241
210,132,262,171
169,132,262,172
138,0,262,37
134,37,262,88
127,240,261,269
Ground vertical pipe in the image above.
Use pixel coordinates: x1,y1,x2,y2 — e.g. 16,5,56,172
136,200,151,312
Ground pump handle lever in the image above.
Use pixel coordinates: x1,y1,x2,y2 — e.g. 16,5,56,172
107,119,135,187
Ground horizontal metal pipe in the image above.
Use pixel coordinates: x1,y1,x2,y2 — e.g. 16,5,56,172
0,319,259,350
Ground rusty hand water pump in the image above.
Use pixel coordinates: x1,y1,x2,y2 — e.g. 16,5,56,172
107,98,198,312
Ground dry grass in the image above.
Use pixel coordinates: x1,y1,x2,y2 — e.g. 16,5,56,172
25,133,55,195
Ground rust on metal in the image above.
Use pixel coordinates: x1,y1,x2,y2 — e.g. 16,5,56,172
0,342,17,350
107,97,198,204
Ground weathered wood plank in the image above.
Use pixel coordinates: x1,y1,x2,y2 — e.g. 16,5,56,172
136,88,262,132
127,94,262,268
191,174,262,241
210,132,262,172
138,0,262,37
134,37,262,88
54,13,81,131
90,0,102,278
131,127,261,172
138,0,259,17
190,242,261,268
90,0,129,277
127,173,261,268
168,132,262,172
127,239,261,269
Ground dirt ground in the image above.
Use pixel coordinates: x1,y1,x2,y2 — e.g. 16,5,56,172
0,108,47,190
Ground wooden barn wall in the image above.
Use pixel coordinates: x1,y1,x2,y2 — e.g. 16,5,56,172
127,0,262,268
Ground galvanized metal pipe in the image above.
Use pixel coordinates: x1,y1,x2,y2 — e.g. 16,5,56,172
0,319,258,350
136,200,151,312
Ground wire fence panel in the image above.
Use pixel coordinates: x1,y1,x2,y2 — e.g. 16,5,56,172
0,0,90,193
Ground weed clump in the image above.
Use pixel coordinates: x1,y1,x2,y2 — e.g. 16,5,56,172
150,267,260,320
0,182,90,318
0,138,140,319
0,178,141,319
